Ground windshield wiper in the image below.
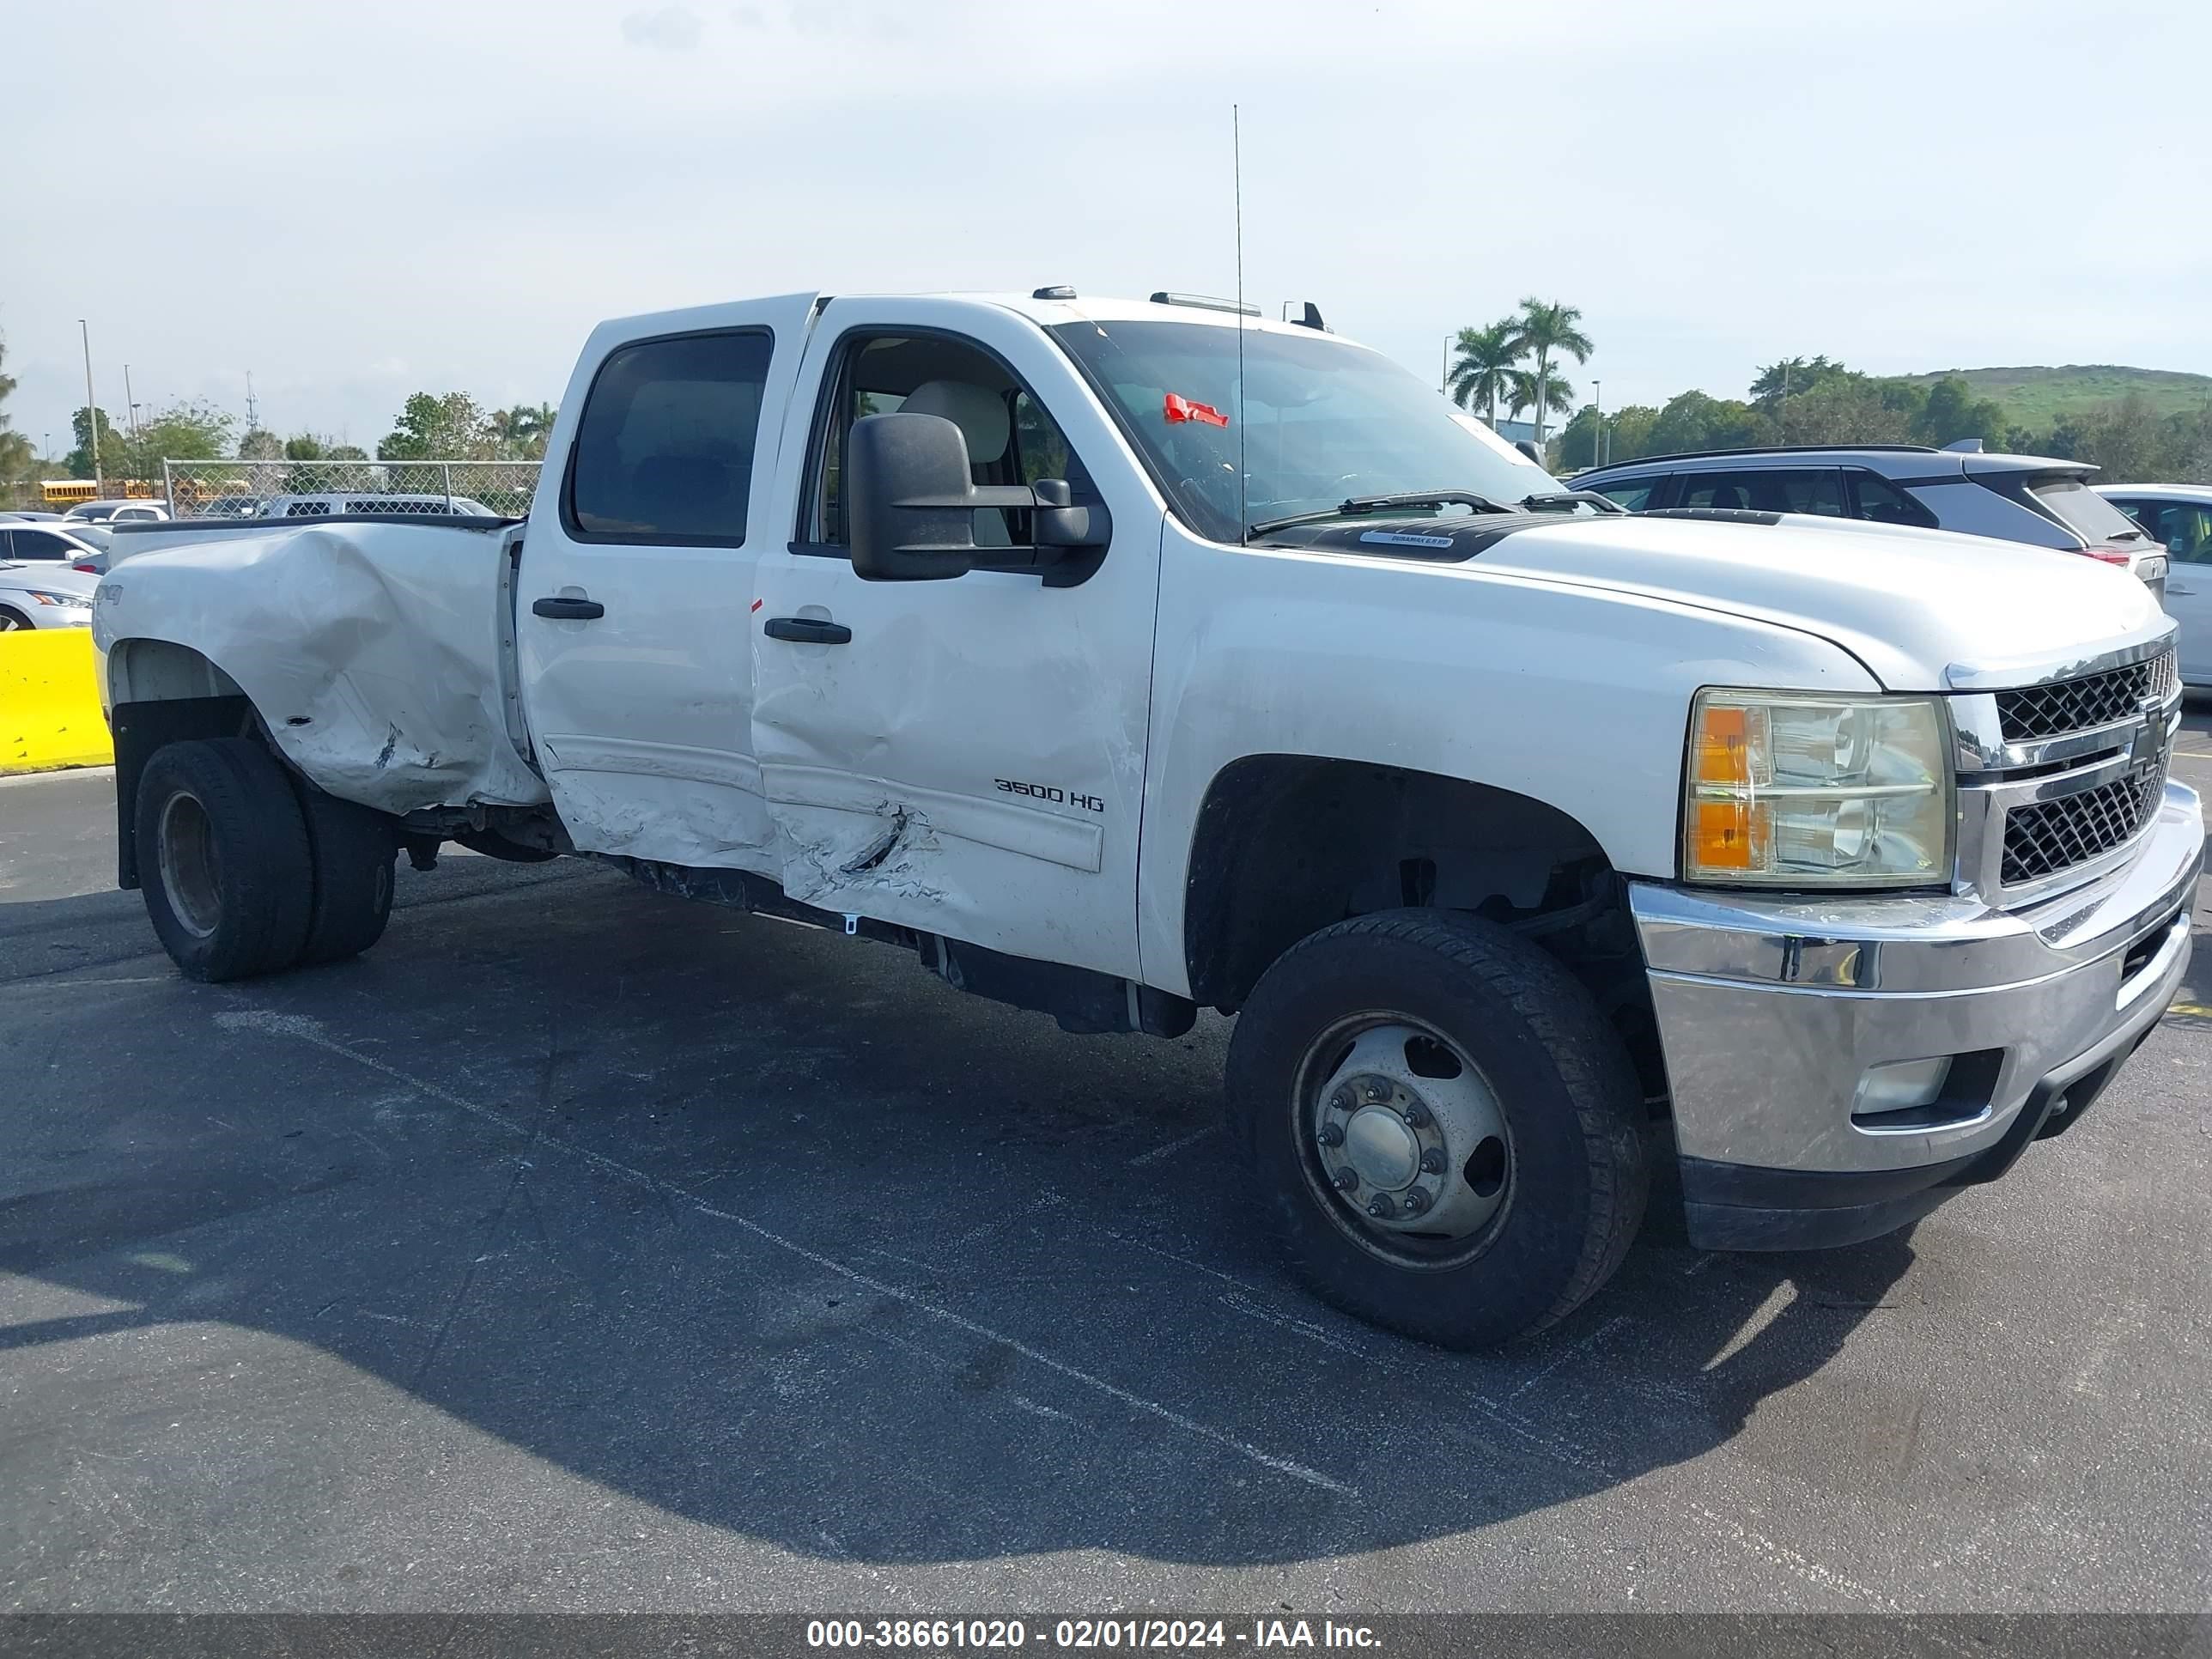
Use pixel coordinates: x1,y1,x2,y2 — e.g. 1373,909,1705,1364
1247,490,1513,540
1522,489,1626,514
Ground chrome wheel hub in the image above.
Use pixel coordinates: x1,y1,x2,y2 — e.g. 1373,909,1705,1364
1311,1023,1510,1241
158,792,222,939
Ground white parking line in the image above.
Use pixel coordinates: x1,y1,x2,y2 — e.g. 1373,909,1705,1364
212,1006,1357,1500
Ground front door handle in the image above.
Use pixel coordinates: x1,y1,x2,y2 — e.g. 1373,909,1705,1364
763,616,852,645
532,595,605,620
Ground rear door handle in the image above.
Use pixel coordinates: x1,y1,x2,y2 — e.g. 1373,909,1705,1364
763,616,852,645
532,595,605,620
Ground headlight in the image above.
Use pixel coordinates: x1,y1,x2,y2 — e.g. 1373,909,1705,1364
26,590,94,609
1684,690,1953,888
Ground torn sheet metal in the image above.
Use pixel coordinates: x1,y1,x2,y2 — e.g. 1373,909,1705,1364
96,520,549,813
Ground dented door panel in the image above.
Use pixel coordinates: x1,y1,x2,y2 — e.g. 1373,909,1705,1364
749,298,1163,979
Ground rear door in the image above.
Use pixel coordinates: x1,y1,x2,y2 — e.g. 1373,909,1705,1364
517,294,817,870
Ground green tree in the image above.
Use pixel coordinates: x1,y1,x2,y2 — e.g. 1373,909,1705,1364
1505,298,1593,447
1749,355,1849,410
1774,378,1912,446
1555,401,1659,470
1910,375,2007,448
114,401,235,482
486,402,558,460
65,406,124,480
1645,391,1768,457
1507,367,1576,434
2062,395,2170,483
238,428,283,460
1446,322,1520,428
379,392,489,460
327,444,368,461
283,434,326,461
1605,404,1660,465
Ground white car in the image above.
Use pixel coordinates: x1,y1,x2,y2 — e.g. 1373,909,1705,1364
0,560,97,629
0,521,111,570
94,288,2200,1349
255,492,500,519
2096,483,2211,689
63,499,170,524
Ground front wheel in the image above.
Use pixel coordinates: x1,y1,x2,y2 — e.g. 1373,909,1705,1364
1227,909,1650,1348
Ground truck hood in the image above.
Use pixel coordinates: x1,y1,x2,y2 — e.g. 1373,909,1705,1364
1473,512,2170,690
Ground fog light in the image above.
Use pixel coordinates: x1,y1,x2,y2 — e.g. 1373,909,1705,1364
1853,1056,1954,1115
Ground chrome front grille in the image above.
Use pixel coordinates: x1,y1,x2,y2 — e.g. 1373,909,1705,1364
1950,639,2180,902
1994,648,2175,741
2000,763,2165,884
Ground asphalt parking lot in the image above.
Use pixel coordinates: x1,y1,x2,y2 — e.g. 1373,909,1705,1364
2,711,2209,1615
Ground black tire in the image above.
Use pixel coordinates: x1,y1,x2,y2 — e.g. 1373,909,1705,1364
0,607,31,631
1228,908,1650,1349
290,781,398,965
137,738,314,982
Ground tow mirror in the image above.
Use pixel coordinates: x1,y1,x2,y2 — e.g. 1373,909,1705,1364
846,410,1109,583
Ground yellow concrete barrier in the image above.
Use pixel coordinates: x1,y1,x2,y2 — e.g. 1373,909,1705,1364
0,629,113,774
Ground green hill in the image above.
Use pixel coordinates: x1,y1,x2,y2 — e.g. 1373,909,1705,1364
1899,365,2212,428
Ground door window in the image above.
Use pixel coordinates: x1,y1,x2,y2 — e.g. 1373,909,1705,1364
2136,501,2212,562
806,331,1083,555
1846,472,1939,528
1680,469,1844,515
1589,477,1664,511
7,529,72,560
567,330,775,544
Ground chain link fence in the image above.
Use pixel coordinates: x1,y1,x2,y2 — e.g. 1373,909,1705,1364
159,459,542,520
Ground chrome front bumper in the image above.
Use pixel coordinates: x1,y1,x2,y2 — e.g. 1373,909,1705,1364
1630,779,2203,1249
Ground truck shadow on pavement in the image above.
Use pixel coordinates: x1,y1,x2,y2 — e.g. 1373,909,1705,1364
0,864,1929,1576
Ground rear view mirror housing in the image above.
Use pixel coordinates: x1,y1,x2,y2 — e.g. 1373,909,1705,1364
846,411,1109,584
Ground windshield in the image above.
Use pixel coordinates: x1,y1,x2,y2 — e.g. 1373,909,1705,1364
1048,319,1559,544
65,526,112,550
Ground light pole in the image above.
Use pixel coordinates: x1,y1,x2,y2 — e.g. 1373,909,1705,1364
78,319,102,495
124,363,139,441
1592,379,1603,470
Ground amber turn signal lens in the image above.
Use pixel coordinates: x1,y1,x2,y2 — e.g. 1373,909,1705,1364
1689,797,1766,872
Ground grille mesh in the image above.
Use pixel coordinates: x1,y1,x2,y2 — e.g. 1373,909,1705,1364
1996,650,2175,741
2001,764,2164,884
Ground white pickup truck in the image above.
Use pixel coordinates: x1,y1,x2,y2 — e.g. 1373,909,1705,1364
94,289,2203,1347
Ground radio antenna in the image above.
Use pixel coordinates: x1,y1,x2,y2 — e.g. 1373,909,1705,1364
1233,103,1248,544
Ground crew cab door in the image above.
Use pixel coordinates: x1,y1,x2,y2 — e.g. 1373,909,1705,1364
750,300,1161,979
517,295,816,868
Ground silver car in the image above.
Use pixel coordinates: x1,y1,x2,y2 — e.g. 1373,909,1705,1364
0,560,97,630
1572,444,2168,602
2097,483,2212,690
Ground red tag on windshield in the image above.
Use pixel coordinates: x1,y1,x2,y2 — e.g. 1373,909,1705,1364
1164,393,1229,428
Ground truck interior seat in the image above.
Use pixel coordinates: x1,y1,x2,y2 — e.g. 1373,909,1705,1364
902,380,1014,548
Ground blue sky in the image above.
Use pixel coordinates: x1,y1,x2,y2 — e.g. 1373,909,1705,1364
5,0,2207,453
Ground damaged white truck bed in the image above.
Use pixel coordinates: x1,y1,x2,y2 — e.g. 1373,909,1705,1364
95,289,2201,1348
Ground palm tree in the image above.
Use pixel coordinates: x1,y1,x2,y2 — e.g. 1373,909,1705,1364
1447,321,1520,429
1506,298,1594,447
1507,369,1576,434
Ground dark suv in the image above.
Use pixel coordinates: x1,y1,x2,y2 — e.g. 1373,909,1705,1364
1571,444,2166,602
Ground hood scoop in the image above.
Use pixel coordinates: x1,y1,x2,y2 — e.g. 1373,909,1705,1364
1259,512,1555,563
